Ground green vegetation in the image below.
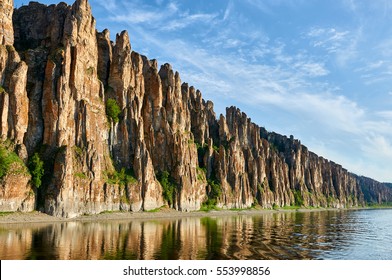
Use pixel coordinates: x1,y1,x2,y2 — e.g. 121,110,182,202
99,210,117,215
327,195,336,207
0,146,27,179
293,190,304,207
366,202,392,208
74,172,88,180
0,85,5,94
158,171,177,207
197,166,206,181
105,168,137,186
0,147,13,179
195,141,222,155
0,212,13,217
196,142,208,156
201,179,222,210
208,179,222,202
28,153,44,188
146,206,166,213
73,145,84,157
257,183,264,194
199,203,220,212
106,98,121,123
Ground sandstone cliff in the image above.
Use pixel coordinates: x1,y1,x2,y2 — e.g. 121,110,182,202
0,0,34,212
0,0,390,217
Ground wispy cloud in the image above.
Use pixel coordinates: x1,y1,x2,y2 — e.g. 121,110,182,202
306,26,362,67
95,0,117,11
377,111,392,120
110,11,163,25
243,0,273,14
223,0,234,21
162,13,218,31
307,28,350,52
107,1,217,32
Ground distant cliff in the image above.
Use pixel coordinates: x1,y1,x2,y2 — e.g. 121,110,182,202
0,0,391,217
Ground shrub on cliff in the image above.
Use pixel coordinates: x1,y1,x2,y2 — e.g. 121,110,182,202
158,171,176,207
205,179,222,206
106,98,121,123
0,146,27,179
0,147,11,179
106,168,137,186
28,153,44,188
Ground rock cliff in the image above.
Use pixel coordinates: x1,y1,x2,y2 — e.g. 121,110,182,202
0,0,390,217
0,0,34,212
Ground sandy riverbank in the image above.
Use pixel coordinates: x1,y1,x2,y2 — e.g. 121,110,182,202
0,206,355,224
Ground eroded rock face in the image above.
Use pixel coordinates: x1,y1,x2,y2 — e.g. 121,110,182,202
358,176,392,204
0,169,34,212
0,0,390,217
0,0,34,212
0,0,14,45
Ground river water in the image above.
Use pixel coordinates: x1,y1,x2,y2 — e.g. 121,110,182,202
0,209,391,260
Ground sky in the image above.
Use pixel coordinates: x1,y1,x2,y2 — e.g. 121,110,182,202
14,0,392,182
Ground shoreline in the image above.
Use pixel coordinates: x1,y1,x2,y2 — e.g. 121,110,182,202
1,206,387,225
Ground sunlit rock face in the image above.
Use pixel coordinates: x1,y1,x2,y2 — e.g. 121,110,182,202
0,0,390,217
0,0,33,212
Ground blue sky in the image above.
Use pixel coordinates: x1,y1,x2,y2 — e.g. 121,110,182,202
15,0,392,182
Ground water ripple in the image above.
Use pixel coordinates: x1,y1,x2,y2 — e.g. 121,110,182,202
1,209,392,259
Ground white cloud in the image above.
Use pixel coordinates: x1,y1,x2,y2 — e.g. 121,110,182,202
110,10,162,24
362,134,392,163
307,26,361,67
95,0,117,10
223,0,234,21
294,62,329,77
162,13,218,31
307,27,350,53
167,1,179,13
107,1,217,32
377,111,392,119
243,0,273,14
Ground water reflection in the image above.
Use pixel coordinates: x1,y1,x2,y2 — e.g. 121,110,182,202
0,210,391,260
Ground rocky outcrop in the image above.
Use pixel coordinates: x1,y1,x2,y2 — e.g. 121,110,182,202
357,176,392,204
0,0,34,212
0,0,390,217
0,169,34,212
0,0,14,45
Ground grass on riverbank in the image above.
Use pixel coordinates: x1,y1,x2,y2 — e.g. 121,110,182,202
0,212,13,217
365,202,392,209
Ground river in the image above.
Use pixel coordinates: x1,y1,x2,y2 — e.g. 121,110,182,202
0,209,391,260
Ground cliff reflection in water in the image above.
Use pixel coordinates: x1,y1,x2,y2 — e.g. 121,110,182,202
0,211,361,260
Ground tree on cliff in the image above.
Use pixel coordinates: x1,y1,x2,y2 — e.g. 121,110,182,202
28,153,44,188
